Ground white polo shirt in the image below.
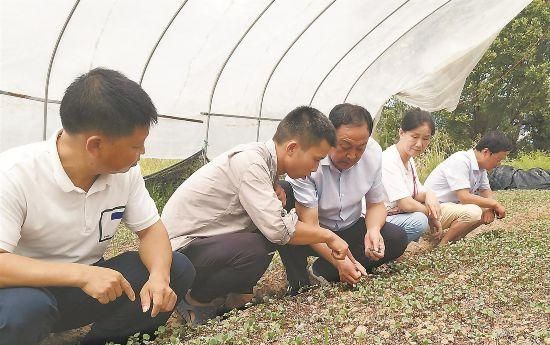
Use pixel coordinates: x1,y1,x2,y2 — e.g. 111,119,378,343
286,138,385,231
424,149,490,203
381,144,425,210
0,131,160,264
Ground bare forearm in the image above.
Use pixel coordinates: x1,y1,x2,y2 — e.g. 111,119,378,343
0,253,85,288
396,197,429,215
366,202,386,232
288,221,334,245
479,189,494,199
310,243,338,266
138,223,172,280
458,193,498,209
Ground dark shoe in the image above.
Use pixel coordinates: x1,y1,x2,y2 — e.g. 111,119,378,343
176,298,222,326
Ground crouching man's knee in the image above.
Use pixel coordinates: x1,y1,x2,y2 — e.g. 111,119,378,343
0,287,59,345
459,204,483,223
169,251,196,300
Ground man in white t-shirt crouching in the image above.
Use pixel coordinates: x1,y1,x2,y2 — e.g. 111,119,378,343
424,131,512,245
0,68,195,345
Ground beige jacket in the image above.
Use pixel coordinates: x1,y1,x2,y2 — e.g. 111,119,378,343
162,140,297,250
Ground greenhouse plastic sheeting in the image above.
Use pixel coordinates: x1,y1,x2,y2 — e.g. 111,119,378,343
0,0,531,158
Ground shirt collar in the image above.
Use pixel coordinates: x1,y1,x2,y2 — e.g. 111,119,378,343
321,156,332,166
391,144,412,173
47,129,112,194
321,154,359,173
467,149,480,171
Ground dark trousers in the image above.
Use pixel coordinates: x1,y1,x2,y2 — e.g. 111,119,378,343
178,232,275,303
278,180,407,289
0,251,195,345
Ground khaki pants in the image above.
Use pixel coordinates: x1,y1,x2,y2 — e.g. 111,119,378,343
440,203,483,229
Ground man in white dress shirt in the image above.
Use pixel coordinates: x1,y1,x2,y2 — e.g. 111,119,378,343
424,131,512,244
278,104,408,293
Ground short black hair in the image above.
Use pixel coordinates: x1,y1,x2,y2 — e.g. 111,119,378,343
273,106,336,148
60,68,157,137
475,130,514,153
401,108,435,135
328,103,373,135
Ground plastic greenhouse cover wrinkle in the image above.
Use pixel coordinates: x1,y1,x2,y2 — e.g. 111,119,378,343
0,0,532,159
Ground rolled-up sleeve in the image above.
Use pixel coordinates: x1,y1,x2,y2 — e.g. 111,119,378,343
286,176,318,208
123,166,160,233
239,164,297,245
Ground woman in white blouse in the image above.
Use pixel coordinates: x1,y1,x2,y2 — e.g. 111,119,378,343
381,109,442,243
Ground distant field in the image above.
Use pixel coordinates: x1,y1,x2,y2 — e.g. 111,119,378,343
139,158,181,176
505,150,550,170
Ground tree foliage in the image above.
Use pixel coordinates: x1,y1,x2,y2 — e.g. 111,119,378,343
376,0,549,153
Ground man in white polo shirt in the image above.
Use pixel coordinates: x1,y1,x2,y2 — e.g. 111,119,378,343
424,131,512,245
0,68,195,345
279,104,408,293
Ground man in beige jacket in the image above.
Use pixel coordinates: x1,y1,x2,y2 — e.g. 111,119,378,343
162,106,356,324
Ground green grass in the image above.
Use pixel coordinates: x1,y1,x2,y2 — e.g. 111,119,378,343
145,190,548,345
505,150,550,170
46,186,549,345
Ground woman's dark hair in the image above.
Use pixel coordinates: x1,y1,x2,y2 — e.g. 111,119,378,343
401,108,435,135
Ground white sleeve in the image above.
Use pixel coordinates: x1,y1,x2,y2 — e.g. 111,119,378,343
0,172,25,252
122,166,160,233
286,175,318,208
382,154,411,202
365,155,385,204
443,159,472,191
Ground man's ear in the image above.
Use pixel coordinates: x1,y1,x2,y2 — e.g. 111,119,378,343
85,135,102,156
285,140,299,156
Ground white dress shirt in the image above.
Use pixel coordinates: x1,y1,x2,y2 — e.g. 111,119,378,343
424,149,490,203
286,138,385,231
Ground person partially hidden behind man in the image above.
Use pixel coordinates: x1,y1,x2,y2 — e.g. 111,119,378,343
0,68,195,345
277,103,408,294
424,131,512,245
162,106,355,324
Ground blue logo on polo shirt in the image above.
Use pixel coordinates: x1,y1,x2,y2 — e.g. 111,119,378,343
111,211,124,220
99,206,126,242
